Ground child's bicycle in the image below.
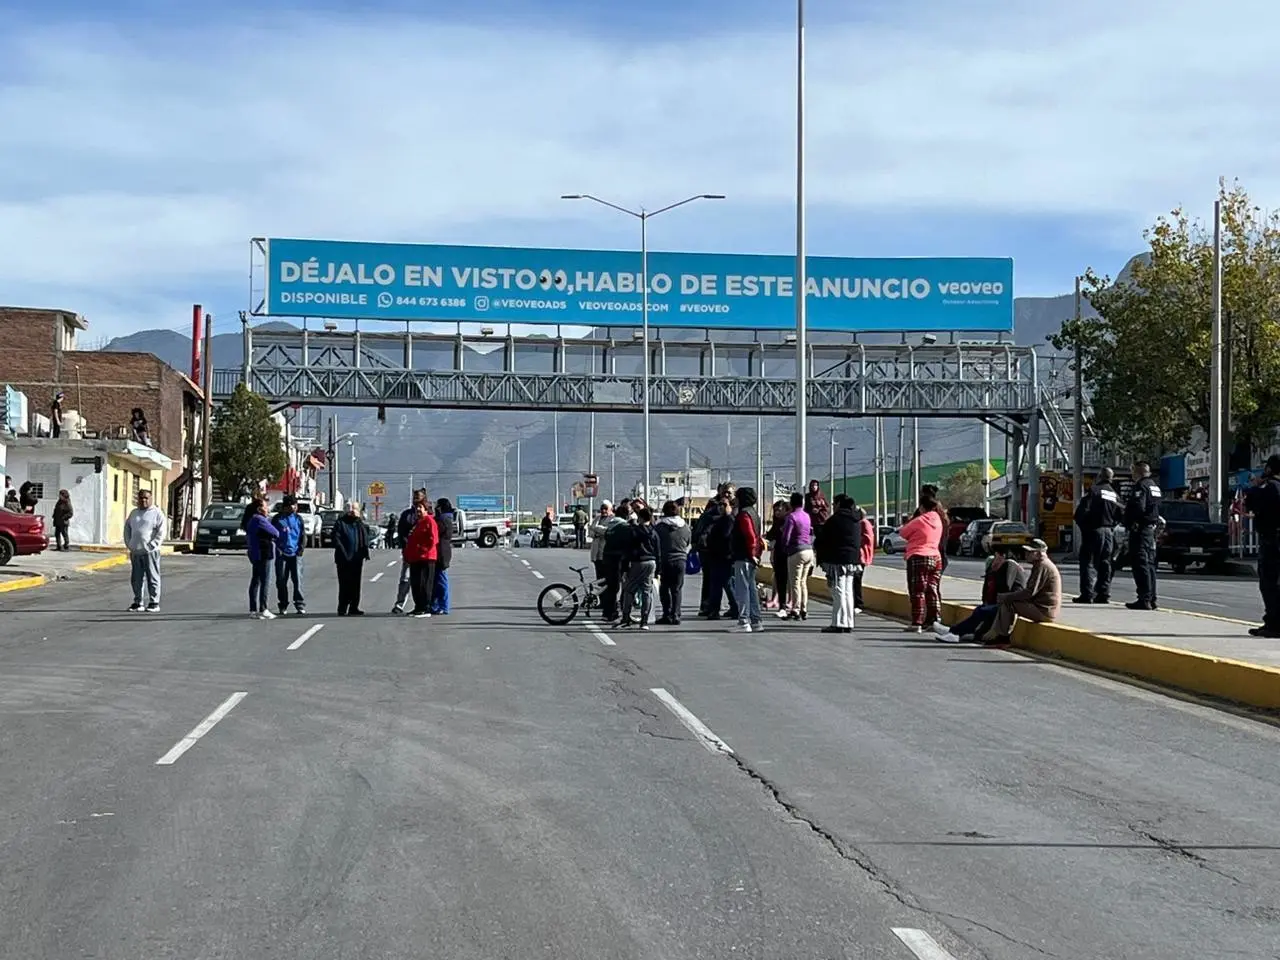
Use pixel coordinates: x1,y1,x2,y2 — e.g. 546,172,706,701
537,565,605,625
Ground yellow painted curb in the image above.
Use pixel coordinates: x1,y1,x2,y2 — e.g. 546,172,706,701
0,575,48,593
75,554,131,573
758,567,1280,711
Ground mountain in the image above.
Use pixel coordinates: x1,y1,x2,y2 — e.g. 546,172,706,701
103,279,1108,511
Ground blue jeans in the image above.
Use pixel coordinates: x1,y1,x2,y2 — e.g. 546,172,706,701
951,603,997,639
432,567,450,613
249,557,272,612
730,560,762,625
275,555,305,610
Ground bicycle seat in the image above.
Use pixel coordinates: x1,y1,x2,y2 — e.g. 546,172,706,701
570,566,590,576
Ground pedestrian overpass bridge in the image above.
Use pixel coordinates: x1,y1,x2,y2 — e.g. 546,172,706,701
213,327,1042,423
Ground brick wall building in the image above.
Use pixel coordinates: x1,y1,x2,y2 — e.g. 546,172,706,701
0,306,205,531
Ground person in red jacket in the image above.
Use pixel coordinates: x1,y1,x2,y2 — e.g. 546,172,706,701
403,502,439,618
856,506,876,613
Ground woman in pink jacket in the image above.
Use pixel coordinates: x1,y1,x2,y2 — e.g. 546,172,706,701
900,490,944,630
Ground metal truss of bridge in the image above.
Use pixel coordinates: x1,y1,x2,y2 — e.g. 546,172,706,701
214,327,1043,423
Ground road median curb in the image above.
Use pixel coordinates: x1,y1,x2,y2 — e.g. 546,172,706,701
757,567,1280,711
76,554,131,573
0,575,48,593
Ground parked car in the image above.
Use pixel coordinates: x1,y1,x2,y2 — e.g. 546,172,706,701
318,509,342,546
194,502,248,554
980,520,1032,557
959,518,999,557
1114,499,1230,573
0,508,49,565
292,497,323,546
459,511,512,548
945,507,988,554
880,528,907,554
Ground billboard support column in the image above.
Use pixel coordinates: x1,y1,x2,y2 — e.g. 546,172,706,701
793,0,808,491
641,212,651,498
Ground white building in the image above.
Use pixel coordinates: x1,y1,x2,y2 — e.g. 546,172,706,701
4,437,173,546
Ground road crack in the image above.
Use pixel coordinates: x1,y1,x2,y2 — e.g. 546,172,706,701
1130,824,1242,884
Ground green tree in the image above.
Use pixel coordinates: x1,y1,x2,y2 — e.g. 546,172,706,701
938,463,985,507
209,383,288,499
1051,180,1280,457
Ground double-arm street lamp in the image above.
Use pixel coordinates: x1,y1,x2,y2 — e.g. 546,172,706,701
561,192,725,497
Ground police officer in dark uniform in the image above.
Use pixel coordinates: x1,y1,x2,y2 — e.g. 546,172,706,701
1124,460,1163,610
1073,466,1124,604
1244,454,1280,637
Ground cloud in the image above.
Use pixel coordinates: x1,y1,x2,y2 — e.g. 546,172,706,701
2,0,1280,337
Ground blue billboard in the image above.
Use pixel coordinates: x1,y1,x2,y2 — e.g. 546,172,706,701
457,494,513,512
263,238,1013,332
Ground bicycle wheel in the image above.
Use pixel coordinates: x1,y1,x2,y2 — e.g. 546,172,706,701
537,583,580,626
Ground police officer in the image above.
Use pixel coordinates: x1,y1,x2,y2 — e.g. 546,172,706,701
1124,460,1163,610
1244,454,1280,637
1073,466,1124,604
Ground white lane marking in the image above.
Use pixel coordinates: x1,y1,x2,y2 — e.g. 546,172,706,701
1173,597,1225,608
287,623,325,651
649,688,733,755
370,571,385,583
891,928,958,959
521,559,531,567
532,570,545,579
386,559,397,568
155,692,248,766
586,623,615,646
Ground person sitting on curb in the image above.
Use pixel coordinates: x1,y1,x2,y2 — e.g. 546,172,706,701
982,538,1061,646
933,544,1026,644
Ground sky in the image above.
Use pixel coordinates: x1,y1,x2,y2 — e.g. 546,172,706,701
3,0,1280,342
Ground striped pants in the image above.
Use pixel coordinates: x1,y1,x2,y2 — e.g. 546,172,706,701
905,555,942,626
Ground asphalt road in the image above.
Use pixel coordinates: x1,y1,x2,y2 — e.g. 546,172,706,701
0,545,1276,960
879,552,1262,620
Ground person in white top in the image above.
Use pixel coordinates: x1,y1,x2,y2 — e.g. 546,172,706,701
124,489,166,611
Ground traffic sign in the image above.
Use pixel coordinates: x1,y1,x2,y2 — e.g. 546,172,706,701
583,473,599,498
458,494,514,512
367,481,387,498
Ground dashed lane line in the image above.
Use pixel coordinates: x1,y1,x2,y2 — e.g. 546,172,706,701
532,571,545,579
649,688,733,755
586,623,615,646
370,571,385,583
891,928,958,960
386,559,397,568
287,624,325,651
155,692,248,766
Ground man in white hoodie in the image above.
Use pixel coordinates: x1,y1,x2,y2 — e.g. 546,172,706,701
124,488,166,611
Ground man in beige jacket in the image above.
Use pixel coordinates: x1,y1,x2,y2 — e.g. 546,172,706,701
986,538,1061,645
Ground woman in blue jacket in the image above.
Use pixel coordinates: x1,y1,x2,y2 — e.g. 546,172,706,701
242,498,280,619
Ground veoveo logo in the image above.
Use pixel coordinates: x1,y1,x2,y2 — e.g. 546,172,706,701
936,281,1005,296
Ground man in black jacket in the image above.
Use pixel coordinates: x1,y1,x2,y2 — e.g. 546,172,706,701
392,488,428,614
1073,466,1123,604
600,501,634,623
620,505,659,628
813,494,862,633
1245,454,1280,638
654,500,692,624
433,498,457,614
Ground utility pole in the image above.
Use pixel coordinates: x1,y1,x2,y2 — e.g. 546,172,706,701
327,415,337,505
895,417,905,525
200,313,213,511
553,411,560,512
981,420,990,515
588,412,596,515
1071,275,1085,556
873,418,882,544
911,417,921,503
793,0,808,496
756,416,764,499
826,424,837,501
1210,197,1225,523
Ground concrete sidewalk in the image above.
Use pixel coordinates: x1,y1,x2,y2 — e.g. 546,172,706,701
761,561,1280,712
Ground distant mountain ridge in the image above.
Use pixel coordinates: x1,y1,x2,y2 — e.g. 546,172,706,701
103,282,1102,510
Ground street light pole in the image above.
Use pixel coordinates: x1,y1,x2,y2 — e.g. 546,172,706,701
794,0,808,492
605,440,620,502
562,192,725,496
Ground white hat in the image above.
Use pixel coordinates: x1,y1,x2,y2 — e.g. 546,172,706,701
600,499,613,509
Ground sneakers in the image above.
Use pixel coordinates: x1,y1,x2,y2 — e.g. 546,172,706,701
391,604,405,615
259,609,277,620
931,622,951,637
854,607,864,615
278,605,288,616
128,603,142,612
733,622,754,633
413,611,432,619
935,631,961,644
905,624,923,633
145,603,160,613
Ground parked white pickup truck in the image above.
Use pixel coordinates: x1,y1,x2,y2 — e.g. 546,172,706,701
456,510,511,548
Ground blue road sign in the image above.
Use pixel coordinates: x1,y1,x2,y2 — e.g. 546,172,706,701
263,238,1014,332
457,494,514,512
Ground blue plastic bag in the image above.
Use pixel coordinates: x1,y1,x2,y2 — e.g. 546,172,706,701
686,552,702,576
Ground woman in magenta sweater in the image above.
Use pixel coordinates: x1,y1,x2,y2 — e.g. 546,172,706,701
900,490,944,630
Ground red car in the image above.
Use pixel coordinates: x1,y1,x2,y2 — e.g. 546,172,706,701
0,509,49,565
